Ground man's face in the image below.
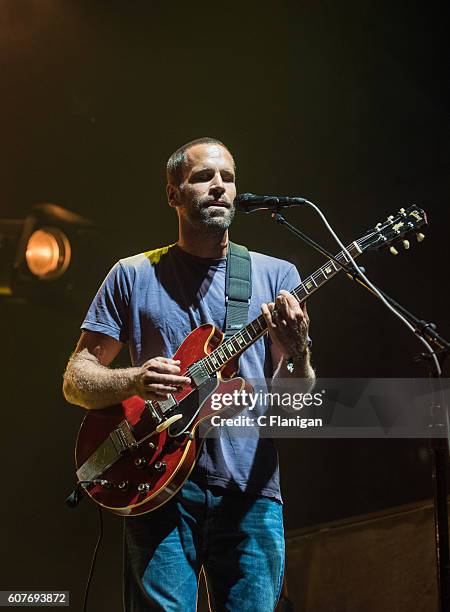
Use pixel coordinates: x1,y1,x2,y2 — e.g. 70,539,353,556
168,143,236,232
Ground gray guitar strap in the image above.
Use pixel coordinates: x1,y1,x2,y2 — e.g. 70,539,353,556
224,241,252,339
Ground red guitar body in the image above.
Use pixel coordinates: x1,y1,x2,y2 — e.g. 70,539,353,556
75,324,253,516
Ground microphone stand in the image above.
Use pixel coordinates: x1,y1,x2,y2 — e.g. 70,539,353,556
271,210,450,612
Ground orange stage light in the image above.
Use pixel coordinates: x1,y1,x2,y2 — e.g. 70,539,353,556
25,227,71,279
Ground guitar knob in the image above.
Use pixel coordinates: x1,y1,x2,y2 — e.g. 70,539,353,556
389,246,399,256
96,479,112,488
154,461,167,473
134,457,148,468
416,232,425,242
137,483,151,493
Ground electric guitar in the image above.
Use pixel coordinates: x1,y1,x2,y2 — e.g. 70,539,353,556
74,206,427,516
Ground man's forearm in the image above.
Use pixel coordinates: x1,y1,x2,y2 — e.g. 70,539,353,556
63,350,139,410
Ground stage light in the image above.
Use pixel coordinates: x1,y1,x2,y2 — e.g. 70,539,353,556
25,227,71,279
0,203,107,311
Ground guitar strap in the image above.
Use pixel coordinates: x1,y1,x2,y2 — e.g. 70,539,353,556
224,241,252,339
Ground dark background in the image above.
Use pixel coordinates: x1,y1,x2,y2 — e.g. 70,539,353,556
1,1,449,609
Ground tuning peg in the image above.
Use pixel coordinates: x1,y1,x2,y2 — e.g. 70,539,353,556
387,215,394,221
416,232,425,242
399,207,405,213
390,246,399,256
375,223,382,229
402,240,410,250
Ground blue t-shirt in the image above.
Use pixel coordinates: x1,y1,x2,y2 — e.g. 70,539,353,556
81,243,301,501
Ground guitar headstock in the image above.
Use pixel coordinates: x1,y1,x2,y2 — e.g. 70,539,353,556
359,206,428,255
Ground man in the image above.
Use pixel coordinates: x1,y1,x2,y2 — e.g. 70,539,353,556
63,137,315,611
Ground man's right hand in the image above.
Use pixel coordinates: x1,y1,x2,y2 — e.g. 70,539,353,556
134,357,191,401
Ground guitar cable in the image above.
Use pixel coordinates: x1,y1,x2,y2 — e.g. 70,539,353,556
83,505,104,612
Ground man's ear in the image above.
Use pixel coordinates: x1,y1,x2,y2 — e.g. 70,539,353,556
167,183,180,208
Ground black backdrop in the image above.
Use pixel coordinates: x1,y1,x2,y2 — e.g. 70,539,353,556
1,1,449,609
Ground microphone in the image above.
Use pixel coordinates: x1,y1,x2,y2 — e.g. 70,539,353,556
234,193,309,213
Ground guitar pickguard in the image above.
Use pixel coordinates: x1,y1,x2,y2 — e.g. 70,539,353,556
168,376,219,437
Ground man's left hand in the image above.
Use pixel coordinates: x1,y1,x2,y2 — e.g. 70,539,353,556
261,290,309,358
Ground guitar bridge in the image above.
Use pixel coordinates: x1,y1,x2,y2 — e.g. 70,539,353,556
153,394,178,416
112,420,138,451
145,400,165,424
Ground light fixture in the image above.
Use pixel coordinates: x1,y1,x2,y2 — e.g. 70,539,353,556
25,226,72,279
0,203,105,310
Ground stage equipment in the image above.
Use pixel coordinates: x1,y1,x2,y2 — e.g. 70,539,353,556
235,193,308,213
0,203,101,309
280,500,439,612
67,207,426,516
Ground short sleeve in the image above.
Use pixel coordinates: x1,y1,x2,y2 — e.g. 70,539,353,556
81,261,132,343
278,264,302,294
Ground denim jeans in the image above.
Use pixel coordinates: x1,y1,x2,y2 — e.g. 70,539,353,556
123,479,285,611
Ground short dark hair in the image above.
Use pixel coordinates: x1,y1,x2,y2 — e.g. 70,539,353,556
166,137,234,186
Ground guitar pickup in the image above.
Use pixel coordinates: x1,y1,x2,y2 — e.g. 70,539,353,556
156,394,178,416
188,362,210,387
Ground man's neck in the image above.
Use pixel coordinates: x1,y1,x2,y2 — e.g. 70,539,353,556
177,229,229,259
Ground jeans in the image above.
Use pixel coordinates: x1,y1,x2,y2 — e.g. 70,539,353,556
123,479,285,611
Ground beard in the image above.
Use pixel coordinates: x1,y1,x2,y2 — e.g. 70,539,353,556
179,194,236,233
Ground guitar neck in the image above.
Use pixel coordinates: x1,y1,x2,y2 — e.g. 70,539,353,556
202,240,363,374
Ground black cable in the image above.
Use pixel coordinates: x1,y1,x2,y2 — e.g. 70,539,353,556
83,506,104,612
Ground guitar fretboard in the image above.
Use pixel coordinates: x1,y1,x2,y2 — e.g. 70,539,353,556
202,240,363,374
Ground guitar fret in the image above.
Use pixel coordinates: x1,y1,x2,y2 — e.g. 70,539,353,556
294,286,307,300
237,334,246,347
304,277,318,292
227,342,237,357
254,318,264,332
312,272,324,285
230,337,241,353
243,327,253,342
